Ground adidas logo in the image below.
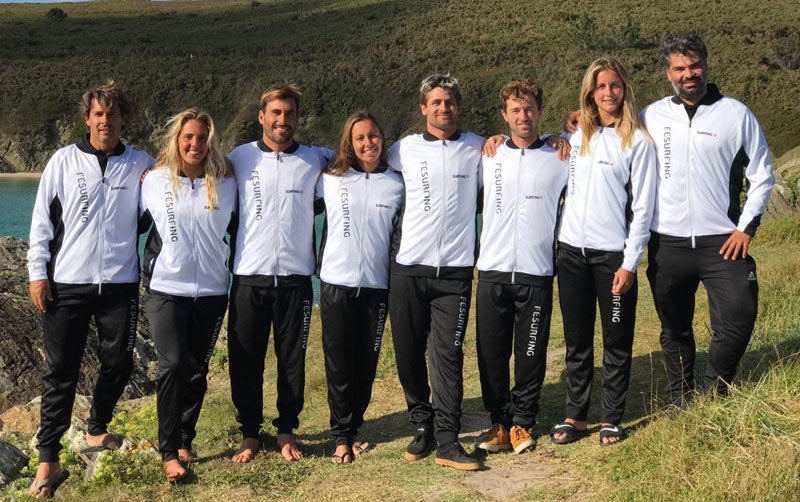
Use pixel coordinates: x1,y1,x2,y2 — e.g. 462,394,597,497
747,271,757,281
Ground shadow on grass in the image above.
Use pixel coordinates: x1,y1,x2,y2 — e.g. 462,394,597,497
335,334,800,449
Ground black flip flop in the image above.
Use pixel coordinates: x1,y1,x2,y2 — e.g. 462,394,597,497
549,422,590,445
81,432,124,454
30,469,70,498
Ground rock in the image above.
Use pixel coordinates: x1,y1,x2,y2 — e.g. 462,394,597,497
0,440,28,485
0,395,91,434
0,237,157,417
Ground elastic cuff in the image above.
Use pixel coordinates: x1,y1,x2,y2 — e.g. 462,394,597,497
38,446,61,463
162,449,179,462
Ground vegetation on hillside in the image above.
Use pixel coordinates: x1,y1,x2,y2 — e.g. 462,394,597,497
0,0,798,166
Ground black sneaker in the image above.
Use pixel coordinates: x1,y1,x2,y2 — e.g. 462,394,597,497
434,441,482,471
404,427,435,461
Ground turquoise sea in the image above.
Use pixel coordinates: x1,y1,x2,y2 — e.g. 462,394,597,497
0,178,38,240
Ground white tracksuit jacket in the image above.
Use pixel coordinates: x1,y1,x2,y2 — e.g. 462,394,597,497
558,125,657,272
27,140,154,284
316,165,404,289
477,138,568,282
140,168,237,297
388,131,484,277
641,85,774,243
229,140,333,280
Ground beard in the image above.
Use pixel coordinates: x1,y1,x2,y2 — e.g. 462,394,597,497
671,75,708,102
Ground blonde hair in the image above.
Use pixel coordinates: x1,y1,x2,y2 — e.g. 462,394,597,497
259,83,302,110
577,57,649,155
155,108,227,210
327,111,387,176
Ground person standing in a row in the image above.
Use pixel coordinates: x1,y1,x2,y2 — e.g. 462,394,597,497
140,108,237,481
389,74,485,471
317,111,404,464
27,81,154,498
227,84,333,463
474,79,569,455
552,57,656,446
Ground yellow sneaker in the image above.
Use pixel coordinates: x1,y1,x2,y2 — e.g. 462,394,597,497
510,425,535,453
476,424,512,452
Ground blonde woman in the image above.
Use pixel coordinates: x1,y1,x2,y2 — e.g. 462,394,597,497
140,108,236,481
550,58,655,446
316,111,403,464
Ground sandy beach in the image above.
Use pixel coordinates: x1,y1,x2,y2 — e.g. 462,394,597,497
0,172,41,179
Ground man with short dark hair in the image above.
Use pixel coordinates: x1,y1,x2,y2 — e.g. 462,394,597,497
388,74,484,471
642,33,775,406
27,81,154,497
227,83,333,463
474,79,568,455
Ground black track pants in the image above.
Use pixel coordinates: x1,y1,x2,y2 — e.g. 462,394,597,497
320,283,387,445
145,291,226,462
476,280,553,429
227,277,312,437
557,245,636,424
37,283,138,463
389,275,471,445
647,234,758,406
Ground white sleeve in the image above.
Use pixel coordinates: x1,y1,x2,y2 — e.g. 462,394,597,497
738,109,774,235
622,136,657,272
387,142,403,173
26,155,60,281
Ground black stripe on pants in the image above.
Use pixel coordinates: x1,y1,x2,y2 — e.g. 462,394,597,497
557,245,636,424
320,282,387,445
145,291,226,462
227,277,312,437
647,234,758,406
37,283,137,463
476,280,553,429
389,275,470,445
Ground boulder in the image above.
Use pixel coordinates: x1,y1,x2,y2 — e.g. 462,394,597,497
0,440,28,485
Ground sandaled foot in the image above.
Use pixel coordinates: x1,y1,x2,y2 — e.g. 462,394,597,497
28,463,69,499
331,444,353,465
84,431,123,451
164,459,187,482
351,439,371,456
599,424,628,447
232,437,261,463
178,448,197,462
550,420,589,445
277,433,303,461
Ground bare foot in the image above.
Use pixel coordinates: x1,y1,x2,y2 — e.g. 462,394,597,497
164,459,187,482
351,440,370,456
28,462,65,498
331,443,353,464
178,448,197,462
232,437,260,463
277,433,302,461
85,431,122,450
552,418,588,442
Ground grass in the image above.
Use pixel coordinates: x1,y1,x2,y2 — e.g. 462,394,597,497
5,213,800,500
0,0,799,169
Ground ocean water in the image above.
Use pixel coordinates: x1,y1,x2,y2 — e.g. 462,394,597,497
0,178,38,240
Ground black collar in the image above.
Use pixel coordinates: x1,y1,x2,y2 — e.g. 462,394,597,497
504,137,546,150
257,139,300,154
352,162,388,174
76,133,125,157
422,130,461,142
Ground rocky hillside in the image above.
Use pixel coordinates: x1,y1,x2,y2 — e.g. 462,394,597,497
0,237,157,415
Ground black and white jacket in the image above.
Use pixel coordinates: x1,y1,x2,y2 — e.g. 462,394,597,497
477,138,568,285
641,84,774,244
229,140,333,283
140,168,237,297
27,137,154,285
558,126,656,272
388,131,484,279
316,165,404,290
